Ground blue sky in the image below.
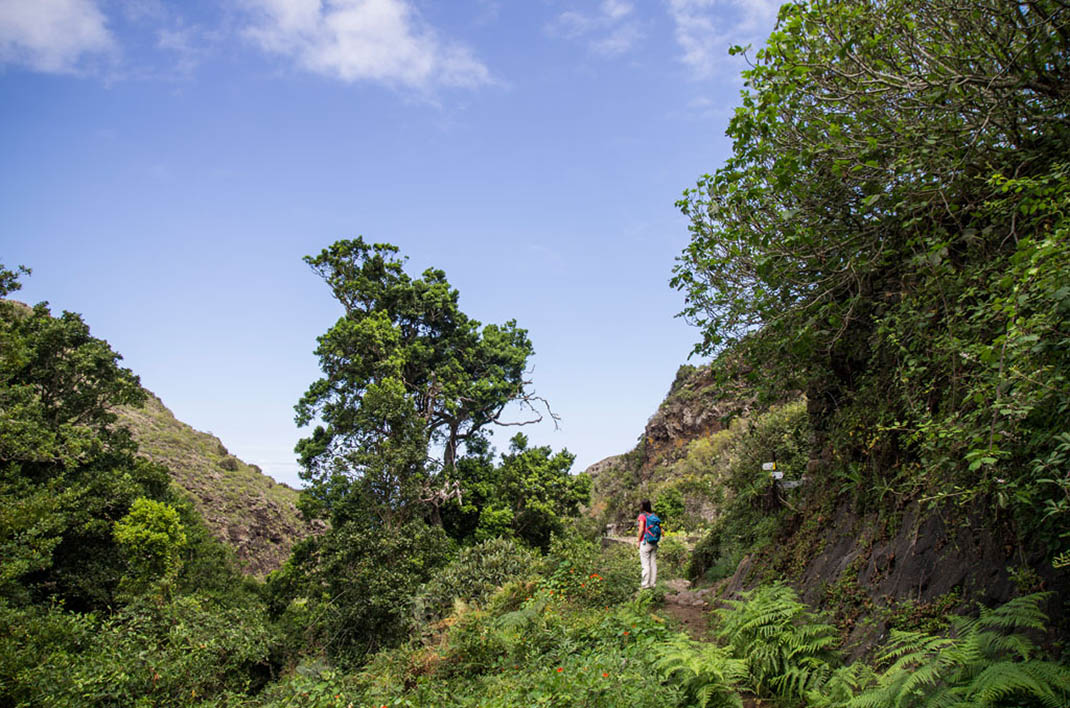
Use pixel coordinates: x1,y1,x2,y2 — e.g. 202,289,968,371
1,0,780,487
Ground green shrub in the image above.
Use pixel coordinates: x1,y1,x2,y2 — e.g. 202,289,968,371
538,534,637,607
0,600,97,706
485,579,538,615
113,497,187,597
7,594,276,706
440,606,511,677
657,532,690,579
267,518,453,667
416,537,539,619
255,663,363,708
656,636,748,708
655,486,686,531
689,521,745,583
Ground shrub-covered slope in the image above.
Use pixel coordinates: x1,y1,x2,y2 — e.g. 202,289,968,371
118,392,321,577
587,363,1070,657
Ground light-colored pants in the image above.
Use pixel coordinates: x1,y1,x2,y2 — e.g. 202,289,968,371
639,541,658,589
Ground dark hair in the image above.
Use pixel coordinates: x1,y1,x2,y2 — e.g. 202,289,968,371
640,499,652,513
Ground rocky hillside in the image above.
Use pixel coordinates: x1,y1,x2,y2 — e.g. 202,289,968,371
118,393,322,577
587,362,1068,656
584,363,756,529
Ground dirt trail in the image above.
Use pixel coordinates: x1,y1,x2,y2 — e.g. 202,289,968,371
659,578,714,640
604,536,714,640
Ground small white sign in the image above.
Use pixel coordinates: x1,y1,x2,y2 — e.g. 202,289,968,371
771,471,784,480
762,462,777,471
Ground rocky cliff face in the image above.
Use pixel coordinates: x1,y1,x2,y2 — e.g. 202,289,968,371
584,364,753,528
639,365,753,476
118,393,322,577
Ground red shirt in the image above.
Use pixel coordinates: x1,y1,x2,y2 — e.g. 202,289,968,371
637,513,648,544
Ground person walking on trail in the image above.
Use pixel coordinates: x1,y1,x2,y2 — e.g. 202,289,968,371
637,499,661,590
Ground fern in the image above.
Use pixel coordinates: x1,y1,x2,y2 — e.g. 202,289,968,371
656,636,747,708
849,592,1070,707
713,582,840,698
807,662,879,707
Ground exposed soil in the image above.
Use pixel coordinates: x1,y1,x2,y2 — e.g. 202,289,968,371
661,601,709,640
660,578,714,641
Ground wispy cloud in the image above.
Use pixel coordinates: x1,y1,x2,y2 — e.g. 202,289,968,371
0,0,115,73
548,0,643,57
665,0,780,79
240,0,493,90
156,26,207,78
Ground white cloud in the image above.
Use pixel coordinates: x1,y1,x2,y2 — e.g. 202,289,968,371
548,0,642,56
665,0,780,79
157,26,206,78
0,0,114,73
592,23,641,57
600,0,633,21
241,0,492,89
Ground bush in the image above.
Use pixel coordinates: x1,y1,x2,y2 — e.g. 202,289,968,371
113,497,187,597
656,532,690,579
6,594,277,706
268,518,454,667
539,534,638,607
416,537,539,620
841,592,1070,707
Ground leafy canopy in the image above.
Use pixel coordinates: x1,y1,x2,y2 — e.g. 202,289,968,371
295,239,552,524
671,0,1070,548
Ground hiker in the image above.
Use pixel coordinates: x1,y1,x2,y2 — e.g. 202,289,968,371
637,499,661,590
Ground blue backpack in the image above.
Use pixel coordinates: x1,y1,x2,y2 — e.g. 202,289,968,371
643,513,662,545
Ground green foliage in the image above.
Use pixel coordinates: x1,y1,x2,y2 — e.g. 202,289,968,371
1,594,276,707
268,517,453,667
714,583,840,698
807,663,880,708
1035,432,1070,568
0,284,173,610
416,537,539,619
656,636,747,708
0,264,30,297
685,400,810,580
295,238,546,525
113,497,188,598
671,0,1070,558
849,592,1070,707
443,433,588,550
255,664,362,708
655,532,690,579
655,485,686,531
538,533,638,607
315,556,686,707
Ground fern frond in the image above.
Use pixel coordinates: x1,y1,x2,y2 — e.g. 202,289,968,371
967,661,1059,705
978,630,1037,662
976,592,1050,633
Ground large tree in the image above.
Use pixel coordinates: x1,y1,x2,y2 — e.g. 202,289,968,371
295,238,554,524
672,0,1069,552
